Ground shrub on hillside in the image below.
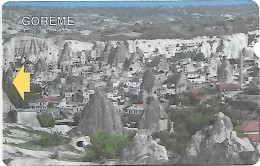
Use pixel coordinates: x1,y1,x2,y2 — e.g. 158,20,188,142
84,131,129,161
39,132,66,147
37,113,55,127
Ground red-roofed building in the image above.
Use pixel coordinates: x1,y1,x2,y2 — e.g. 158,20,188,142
196,96,207,102
218,83,240,91
106,87,116,92
29,97,62,109
235,121,260,143
191,88,203,93
247,134,260,142
137,104,147,109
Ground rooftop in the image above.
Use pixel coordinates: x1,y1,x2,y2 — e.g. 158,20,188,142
219,83,240,90
235,121,260,133
36,97,62,103
247,134,260,142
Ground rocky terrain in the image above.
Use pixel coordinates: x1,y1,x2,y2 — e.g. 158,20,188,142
181,112,259,165
121,133,169,165
77,88,123,135
3,31,258,73
138,97,171,133
2,122,93,166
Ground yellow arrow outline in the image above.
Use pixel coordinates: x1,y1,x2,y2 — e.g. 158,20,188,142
13,65,30,100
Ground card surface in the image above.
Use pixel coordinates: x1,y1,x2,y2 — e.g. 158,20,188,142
2,1,260,165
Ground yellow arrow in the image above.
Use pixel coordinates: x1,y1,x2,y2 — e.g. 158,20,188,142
13,65,30,100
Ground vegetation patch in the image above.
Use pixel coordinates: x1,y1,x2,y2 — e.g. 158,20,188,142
84,131,129,161
13,132,67,149
37,113,55,127
155,101,245,156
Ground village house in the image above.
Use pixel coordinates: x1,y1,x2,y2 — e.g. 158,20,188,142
109,98,118,107
126,104,146,114
38,70,58,82
235,121,260,145
29,96,62,109
83,89,95,102
106,87,118,96
218,83,240,91
115,105,125,113
65,92,75,101
187,82,209,91
94,81,107,88
218,83,241,99
196,96,207,104
56,98,74,111
48,91,60,97
187,71,206,83
108,80,121,88
157,87,175,98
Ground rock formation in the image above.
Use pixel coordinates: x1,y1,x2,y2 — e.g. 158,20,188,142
128,52,143,73
108,42,129,66
175,71,188,94
3,36,59,67
151,55,169,72
140,68,155,91
222,33,248,59
17,111,41,127
217,56,232,83
121,133,169,165
139,68,156,103
200,41,212,58
34,58,47,79
58,42,72,66
181,112,259,165
242,47,254,59
77,88,123,136
3,91,15,123
138,97,171,133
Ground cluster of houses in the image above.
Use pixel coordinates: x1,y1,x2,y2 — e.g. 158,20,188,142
3,27,259,140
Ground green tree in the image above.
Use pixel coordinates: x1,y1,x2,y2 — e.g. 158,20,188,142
84,131,129,161
73,111,82,126
37,113,55,127
47,102,54,108
243,82,259,95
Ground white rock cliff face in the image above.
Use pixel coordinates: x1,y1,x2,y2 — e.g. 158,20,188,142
3,32,256,72
121,133,169,165
223,33,248,59
182,112,259,165
3,36,60,65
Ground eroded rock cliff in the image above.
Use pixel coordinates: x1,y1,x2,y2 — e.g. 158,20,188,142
181,112,259,165
121,133,169,165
